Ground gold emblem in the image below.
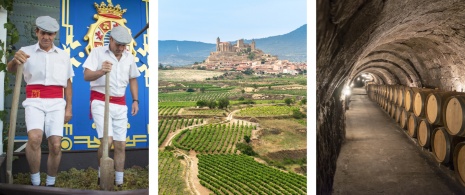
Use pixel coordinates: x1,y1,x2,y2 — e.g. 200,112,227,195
84,1,137,56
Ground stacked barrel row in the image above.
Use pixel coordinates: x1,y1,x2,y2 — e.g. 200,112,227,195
367,84,465,187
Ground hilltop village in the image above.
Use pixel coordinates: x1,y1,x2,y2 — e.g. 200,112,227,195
191,37,307,75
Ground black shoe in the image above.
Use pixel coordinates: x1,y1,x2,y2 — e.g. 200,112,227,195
97,178,100,185
45,184,55,187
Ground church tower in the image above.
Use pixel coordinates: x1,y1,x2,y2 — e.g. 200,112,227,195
251,39,256,50
216,37,220,51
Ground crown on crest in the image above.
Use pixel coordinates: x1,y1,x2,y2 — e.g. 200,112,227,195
94,1,127,19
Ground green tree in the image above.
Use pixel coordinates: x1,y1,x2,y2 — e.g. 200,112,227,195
301,98,307,105
244,135,251,143
292,109,306,119
284,98,293,106
242,68,254,75
247,52,255,60
218,98,230,109
236,143,257,156
207,100,217,109
158,63,163,69
241,89,245,94
196,100,208,107
200,87,205,93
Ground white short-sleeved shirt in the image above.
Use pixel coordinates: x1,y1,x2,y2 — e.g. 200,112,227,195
20,43,74,87
82,45,140,97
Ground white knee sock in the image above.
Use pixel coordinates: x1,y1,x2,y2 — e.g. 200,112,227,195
115,171,124,185
46,175,55,186
31,172,40,186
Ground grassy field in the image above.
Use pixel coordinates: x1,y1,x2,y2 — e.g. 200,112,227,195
253,119,307,155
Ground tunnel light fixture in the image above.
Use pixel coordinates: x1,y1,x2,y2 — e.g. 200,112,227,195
343,86,351,96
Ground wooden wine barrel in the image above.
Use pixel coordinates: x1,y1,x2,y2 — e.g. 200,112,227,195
417,118,436,149
432,127,465,165
393,85,402,105
404,87,420,112
386,101,391,113
384,95,389,110
453,142,465,187
407,113,420,138
395,106,402,123
397,85,406,107
444,95,465,136
399,109,409,130
413,88,435,117
425,91,464,125
382,85,388,98
389,85,397,102
390,104,397,119
380,85,385,98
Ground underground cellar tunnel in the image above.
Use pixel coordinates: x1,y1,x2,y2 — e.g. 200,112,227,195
317,0,465,194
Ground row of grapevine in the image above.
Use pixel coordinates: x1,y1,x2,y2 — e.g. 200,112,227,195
159,91,239,102
158,117,204,146
254,89,307,96
173,121,254,153
198,154,307,195
236,105,298,117
159,106,182,116
158,151,189,195
159,101,196,107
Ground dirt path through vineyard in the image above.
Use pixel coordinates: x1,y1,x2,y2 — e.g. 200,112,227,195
166,108,259,195
188,150,210,195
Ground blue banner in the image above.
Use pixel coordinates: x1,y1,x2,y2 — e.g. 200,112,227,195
57,0,149,150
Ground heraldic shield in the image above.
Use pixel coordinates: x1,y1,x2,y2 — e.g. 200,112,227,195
84,1,137,56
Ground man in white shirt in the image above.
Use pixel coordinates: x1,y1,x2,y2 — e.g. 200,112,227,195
7,16,74,187
83,25,140,187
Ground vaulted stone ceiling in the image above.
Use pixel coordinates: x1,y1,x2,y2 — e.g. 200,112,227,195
317,0,465,194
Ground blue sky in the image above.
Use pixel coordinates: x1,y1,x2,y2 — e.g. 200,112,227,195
158,0,307,43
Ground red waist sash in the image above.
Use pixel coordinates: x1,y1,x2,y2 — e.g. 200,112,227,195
26,85,63,98
90,90,126,105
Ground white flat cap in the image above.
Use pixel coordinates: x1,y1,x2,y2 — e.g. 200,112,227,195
110,26,131,45
36,16,59,33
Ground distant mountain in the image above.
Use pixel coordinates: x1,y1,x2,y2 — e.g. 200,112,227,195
159,24,307,66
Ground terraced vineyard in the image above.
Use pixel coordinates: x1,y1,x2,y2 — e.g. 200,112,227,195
159,106,182,116
181,108,227,116
236,105,299,117
159,101,197,107
159,69,307,194
198,154,307,195
173,122,254,153
158,91,239,102
158,151,189,195
158,117,203,146
255,89,307,96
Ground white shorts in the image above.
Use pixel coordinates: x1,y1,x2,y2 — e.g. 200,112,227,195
91,100,128,141
22,98,66,138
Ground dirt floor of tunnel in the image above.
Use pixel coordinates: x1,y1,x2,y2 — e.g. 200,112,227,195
332,87,465,194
